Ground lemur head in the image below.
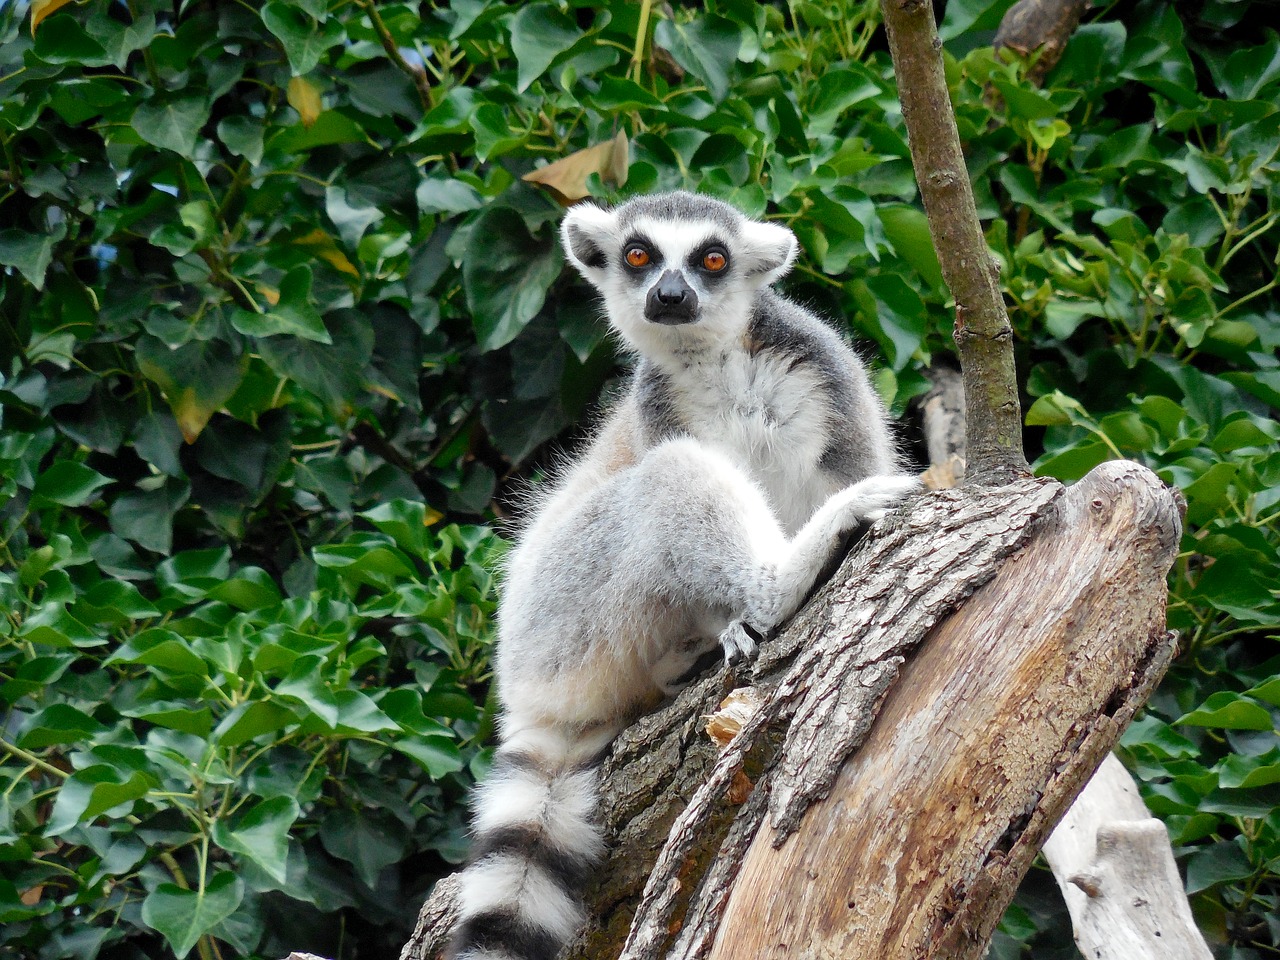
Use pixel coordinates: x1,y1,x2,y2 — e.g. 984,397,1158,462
560,191,798,359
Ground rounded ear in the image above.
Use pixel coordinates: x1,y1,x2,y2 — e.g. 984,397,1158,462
739,220,799,285
560,202,619,286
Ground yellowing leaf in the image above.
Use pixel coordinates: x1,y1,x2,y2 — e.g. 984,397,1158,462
173,389,213,444
287,75,323,128
522,131,629,205
258,285,281,307
30,0,78,34
293,228,359,277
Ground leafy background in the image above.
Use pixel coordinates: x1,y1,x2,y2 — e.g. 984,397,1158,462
0,0,1276,958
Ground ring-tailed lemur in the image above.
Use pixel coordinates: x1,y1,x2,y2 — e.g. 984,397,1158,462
445,191,918,960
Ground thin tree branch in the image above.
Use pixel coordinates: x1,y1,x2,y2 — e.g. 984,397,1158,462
880,0,1028,484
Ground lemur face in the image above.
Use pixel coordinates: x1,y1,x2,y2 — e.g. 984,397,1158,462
560,191,798,357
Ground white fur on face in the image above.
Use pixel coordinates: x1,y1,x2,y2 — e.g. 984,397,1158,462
603,214,755,359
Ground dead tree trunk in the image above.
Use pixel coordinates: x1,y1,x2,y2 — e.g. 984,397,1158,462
1043,755,1214,959
994,0,1089,84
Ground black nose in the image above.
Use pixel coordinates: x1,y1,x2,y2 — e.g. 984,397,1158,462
645,270,698,324
656,272,689,304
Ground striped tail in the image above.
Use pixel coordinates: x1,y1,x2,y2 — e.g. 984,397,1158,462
446,744,605,960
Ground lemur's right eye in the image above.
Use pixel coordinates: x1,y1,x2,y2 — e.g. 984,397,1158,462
625,246,650,268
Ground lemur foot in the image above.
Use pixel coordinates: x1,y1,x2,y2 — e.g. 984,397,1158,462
840,474,923,524
718,620,759,667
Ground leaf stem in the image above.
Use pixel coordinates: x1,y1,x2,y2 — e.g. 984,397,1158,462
0,738,69,780
360,0,433,110
630,0,653,84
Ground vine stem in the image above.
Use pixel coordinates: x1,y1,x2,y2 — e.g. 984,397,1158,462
360,0,434,111
630,0,653,84
0,738,69,779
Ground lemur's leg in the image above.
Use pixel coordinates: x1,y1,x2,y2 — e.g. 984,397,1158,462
618,440,918,669
720,474,921,664
767,474,921,620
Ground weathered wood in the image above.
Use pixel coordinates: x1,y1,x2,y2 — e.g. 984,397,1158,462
921,365,967,467
1042,754,1214,960
401,465,1181,960
702,461,1179,960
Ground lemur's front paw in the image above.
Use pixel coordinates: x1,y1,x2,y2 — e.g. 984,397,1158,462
845,474,923,523
718,620,759,667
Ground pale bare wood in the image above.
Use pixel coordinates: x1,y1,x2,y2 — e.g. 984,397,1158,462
704,461,1179,960
920,369,1210,960
1042,754,1214,960
921,365,967,467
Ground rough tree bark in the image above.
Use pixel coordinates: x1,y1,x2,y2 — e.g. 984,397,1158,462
400,464,1182,960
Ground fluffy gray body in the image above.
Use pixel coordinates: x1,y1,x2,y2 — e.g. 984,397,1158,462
445,192,916,960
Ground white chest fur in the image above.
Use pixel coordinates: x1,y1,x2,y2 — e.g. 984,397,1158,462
668,348,835,534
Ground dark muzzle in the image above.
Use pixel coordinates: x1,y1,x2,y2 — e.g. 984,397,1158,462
644,270,698,324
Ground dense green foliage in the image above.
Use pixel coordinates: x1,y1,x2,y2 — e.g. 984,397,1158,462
0,0,1275,958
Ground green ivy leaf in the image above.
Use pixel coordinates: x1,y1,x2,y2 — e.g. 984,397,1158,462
32,461,111,507
45,765,155,836
462,208,563,352
135,337,248,443
1177,692,1274,731
141,872,244,960
261,2,344,75
217,116,266,165
232,266,331,343
214,701,299,747
1217,750,1280,790
212,797,299,884
29,12,114,66
878,205,945,293
654,15,741,102
319,808,408,887
0,229,58,290
1185,840,1255,894
130,95,212,158
510,3,582,93
393,735,465,779
17,703,108,749
108,478,191,555
362,500,432,556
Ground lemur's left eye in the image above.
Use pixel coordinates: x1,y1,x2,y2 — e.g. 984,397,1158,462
625,246,650,268
702,250,727,272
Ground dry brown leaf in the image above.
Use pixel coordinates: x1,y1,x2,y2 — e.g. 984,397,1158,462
522,130,629,205
293,228,360,277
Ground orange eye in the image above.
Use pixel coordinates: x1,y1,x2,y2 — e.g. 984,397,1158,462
625,246,650,268
702,250,727,272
